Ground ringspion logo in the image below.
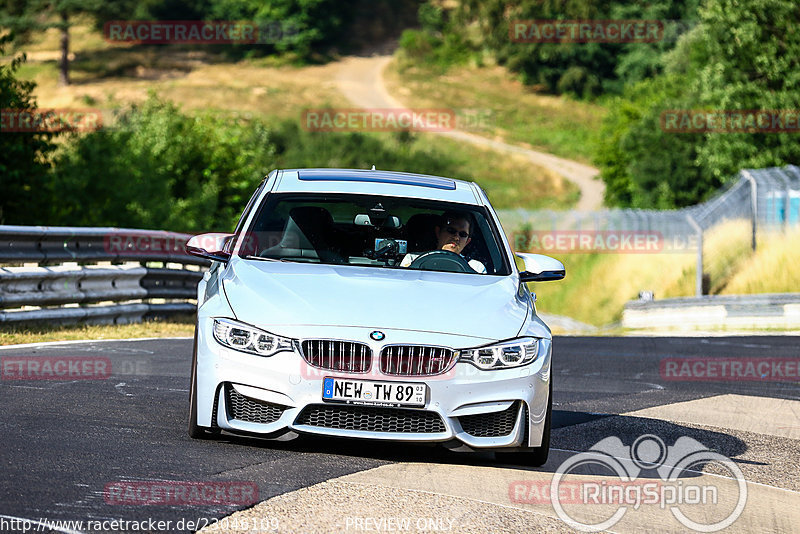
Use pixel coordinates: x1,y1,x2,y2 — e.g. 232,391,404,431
548,435,746,532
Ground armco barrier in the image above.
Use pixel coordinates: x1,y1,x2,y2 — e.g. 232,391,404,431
0,225,209,325
623,293,800,330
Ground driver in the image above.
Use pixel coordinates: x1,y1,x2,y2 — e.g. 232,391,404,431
400,212,486,273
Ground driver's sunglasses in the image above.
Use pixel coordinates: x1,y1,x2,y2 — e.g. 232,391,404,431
445,226,470,239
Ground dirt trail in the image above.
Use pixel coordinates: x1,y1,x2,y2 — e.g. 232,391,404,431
335,54,605,211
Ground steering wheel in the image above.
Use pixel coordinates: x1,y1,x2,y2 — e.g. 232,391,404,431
408,250,474,273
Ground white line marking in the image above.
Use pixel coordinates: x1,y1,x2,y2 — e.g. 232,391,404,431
0,337,192,350
114,382,134,397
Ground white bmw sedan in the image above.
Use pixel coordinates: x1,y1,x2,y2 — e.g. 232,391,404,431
186,168,564,466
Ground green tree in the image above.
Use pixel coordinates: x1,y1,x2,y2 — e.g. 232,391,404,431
49,97,275,231
597,0,800,208
207,0,419,60
0,0,136,85
691,0,800,182
595,71,710,208
0,34,55,224
410,0,699,98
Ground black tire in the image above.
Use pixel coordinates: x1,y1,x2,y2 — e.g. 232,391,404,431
496,380,552,467
188,329,220,440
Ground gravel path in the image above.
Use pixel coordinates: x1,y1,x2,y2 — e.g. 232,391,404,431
335,54,605,211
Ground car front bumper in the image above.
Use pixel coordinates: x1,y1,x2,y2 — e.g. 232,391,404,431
195,319,552,450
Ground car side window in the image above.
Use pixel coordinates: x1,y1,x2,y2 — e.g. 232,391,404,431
233,179,267,236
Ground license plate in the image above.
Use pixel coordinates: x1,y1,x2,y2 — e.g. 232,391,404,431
322,377,426,407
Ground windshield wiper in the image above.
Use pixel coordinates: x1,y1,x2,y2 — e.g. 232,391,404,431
243,255,280,262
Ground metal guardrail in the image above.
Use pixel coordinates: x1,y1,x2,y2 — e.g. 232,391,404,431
622,293,800,330
0,225,209,325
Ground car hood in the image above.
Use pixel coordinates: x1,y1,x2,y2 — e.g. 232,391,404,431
221,258,528,341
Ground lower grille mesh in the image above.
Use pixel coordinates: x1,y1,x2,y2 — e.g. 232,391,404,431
296,404,445,433
211,385,220,427
226,385,285,424
459,402,520,437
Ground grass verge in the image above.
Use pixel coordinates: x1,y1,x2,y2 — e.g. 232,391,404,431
529,220,800,326
407,134,579,210
384,61,606,163
531,252,695,326
0,317,195,346
722,227,800,294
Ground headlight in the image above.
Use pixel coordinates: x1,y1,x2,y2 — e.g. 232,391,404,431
212,318,295,357
458,337,540,370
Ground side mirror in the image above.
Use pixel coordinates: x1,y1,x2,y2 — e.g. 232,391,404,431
186,233,234,263
516,253,565,282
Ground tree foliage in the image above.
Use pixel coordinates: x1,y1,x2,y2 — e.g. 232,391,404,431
39,96,455,231
403,0,700,98
595,0,800,208
0,35,55,224
0,0,138,84
47,97,275,231
690,0,800,182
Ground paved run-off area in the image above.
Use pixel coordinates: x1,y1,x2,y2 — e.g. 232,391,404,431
1,336,797,533
200,396,800,533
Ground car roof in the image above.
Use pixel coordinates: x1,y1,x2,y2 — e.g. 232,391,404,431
270,168,483,205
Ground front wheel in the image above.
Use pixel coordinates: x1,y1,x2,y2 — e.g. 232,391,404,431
495,381,552,467
189,329,220,440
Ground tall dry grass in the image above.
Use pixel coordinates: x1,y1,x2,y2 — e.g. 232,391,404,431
531,251,695,326
701,219,753,294
722,227,800,294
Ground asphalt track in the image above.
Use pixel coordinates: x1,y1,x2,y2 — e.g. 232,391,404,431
1,336,798,533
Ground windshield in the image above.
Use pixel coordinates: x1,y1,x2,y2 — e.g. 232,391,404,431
240,193,511,275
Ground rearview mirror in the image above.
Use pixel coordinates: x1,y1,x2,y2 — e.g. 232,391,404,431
354,214,401,228
515,253,565,282
186,233,234,263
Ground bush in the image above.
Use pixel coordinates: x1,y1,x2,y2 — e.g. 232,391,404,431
42,97,460,231
48,96,274,232
0,36,56,224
